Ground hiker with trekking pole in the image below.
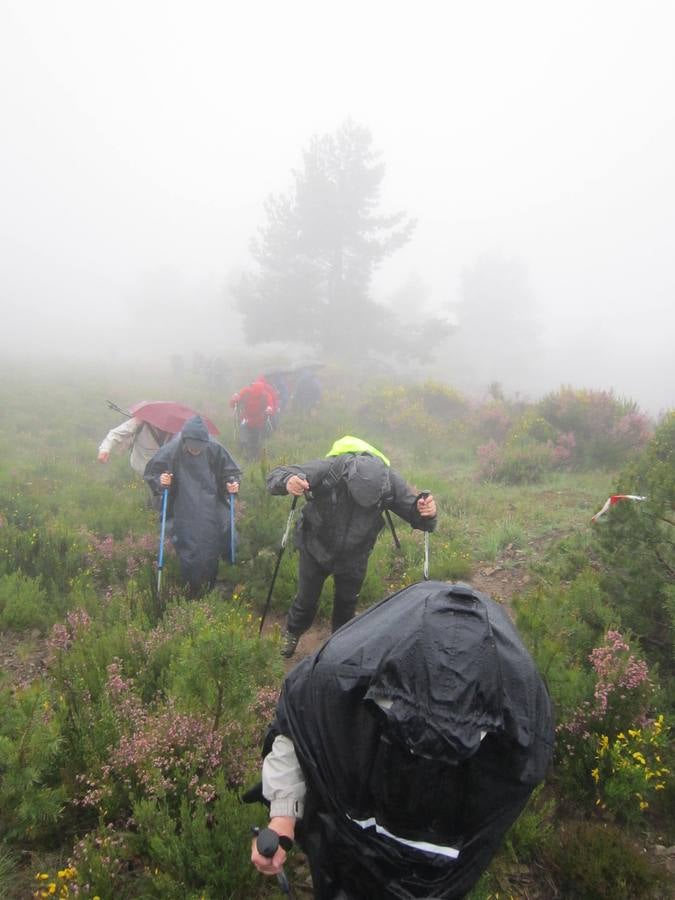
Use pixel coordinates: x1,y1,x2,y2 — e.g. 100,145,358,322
247,580,554,899
98,400,220,509
230,375,280,459
144,415,241,598
264,435,437,657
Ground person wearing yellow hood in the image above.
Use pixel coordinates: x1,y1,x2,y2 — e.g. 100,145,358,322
266,436,437,657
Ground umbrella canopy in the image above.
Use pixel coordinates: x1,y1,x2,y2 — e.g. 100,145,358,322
129,401,219,436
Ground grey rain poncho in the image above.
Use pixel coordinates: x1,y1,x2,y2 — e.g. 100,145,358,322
144,416,241,593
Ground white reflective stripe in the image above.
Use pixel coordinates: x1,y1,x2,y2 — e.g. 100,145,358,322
347,815,460,859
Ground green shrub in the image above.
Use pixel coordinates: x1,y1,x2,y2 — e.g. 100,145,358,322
478,518,524,562
592,715,672,826
0,572,51,633
0,845,20,898
165,601,283,725
495,442,554,484
502,785,555,864
357,384,448,446
68,781,271,899
544,820,669,899
595,411,675,686
0,684,67,846
0,523,88,604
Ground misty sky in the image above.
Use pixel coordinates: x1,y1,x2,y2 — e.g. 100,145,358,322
1,1,673,413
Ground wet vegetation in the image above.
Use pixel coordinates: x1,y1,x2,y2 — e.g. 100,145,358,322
0,361,672,898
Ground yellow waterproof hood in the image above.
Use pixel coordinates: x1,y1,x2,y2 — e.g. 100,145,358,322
326,435,390,467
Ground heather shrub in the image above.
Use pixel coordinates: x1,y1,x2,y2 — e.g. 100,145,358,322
537,386,652,468
555,629,658,806
47,603,149,778
84,530,159,586
471,400,515,441
66,781,269,899
477,440,553,484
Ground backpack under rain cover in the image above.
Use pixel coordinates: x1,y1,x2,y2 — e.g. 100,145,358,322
335,453,392,508
269,581,555,900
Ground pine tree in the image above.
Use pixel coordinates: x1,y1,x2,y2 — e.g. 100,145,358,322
234,121,416,357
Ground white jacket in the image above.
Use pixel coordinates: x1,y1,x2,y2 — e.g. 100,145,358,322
262,734,306,818
99,417,161,476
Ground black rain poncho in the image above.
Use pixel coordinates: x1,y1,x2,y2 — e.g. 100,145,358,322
144,416,241,592
267,580,554,899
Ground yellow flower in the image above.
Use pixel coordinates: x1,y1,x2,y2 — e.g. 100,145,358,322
591,768,600,784
48,885,56,895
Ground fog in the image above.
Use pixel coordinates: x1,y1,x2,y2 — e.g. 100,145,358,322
1,1,673,414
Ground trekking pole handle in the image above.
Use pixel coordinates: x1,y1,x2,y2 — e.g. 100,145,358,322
417,492,432,580
251,827,292,895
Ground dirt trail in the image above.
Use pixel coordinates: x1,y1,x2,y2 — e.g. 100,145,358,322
271,559,532,672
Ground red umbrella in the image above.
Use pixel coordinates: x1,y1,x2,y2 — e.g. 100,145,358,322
128,401,220,436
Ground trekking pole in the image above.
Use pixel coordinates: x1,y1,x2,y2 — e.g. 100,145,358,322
384,509,401,550
228,479,237,564
252,826,292,896
233,402,240,443
106,399,132,418
417,491,432,580
157,487,169,594
258,475,306,637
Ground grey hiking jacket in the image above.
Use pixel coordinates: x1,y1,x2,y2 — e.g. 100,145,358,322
266,454,436,569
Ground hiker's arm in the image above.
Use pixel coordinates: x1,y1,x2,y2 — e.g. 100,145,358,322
251,735,304,876
262,734,306,819
388,470,437,532
143,445,174,495
266,459,331,496
219,449,242,492
98,417,140,459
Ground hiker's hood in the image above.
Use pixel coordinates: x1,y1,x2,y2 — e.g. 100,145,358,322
326,435,390,467
343,454,389,508
181,415,211,443
277,581,554,777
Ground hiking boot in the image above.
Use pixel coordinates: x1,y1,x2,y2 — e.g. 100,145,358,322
280,631,300,658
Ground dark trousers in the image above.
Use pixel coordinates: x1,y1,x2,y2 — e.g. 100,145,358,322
287,550,369,636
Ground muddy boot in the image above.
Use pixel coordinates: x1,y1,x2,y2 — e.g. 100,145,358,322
280,630,300,658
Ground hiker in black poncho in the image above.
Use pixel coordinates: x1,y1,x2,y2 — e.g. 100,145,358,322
144,415,241,596
266,436,437,657
249,580,555,900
